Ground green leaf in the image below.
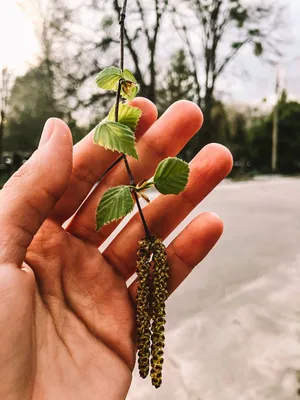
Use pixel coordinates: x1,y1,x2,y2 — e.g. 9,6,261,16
107,103,142,131
95,66,122,91
94,121,138,159
121,69,139,100
96,186,134,230
248,29,260,36
95,67,139,99
254,42,263,56
122,69,137,83
154,157,190,195
232,41,243,49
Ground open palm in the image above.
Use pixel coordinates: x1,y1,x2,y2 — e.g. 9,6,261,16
0,99,232,400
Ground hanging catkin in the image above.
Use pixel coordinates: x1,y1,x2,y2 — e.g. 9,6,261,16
150,237,169,389
136,238,152,378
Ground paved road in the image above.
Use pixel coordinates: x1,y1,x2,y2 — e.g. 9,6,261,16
127,177,300,400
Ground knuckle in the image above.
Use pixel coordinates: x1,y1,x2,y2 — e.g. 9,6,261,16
72,162,99,186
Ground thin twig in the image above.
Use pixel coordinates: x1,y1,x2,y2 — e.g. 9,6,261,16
98,155,123,182
115,0,151,240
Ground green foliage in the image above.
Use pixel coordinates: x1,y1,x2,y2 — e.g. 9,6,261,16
94,63,145,230
248,29,260,36
95,157,190,229
101,16,114,29
157,49,197,115
226,109,252,177
94,121,138,159
157,49,200,161
94,66,140,158
254,42,263,56
5,62,64,152
96,185,134,230
121,69,139,100
95,67,139,100
230,4,248,27
154,157,190,195
232,42,243,49
95,67,123,91
249,93,300,174
107,103,142,131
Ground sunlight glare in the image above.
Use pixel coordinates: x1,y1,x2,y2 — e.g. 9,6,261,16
0,0,39,72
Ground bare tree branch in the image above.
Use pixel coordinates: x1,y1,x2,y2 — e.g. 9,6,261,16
172,11,202,106
135,0,151,43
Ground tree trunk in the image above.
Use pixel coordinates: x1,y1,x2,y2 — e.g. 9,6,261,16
148,69,156,104
200,88,214,146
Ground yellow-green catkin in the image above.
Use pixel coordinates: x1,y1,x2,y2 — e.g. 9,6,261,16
136,238,152,379
150,237,169,389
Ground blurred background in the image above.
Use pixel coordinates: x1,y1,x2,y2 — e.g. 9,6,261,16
1,0,300,399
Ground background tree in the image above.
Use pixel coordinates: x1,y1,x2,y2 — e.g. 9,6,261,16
21,0,73,114
5,62,64,152
157,49,199,160
34,0,285,134
112,0,170,102
40,0,171,111
5,61,85,153
174,0,285,151
249,91,300,174
157,49,197,114
226,108,252,176
229,111,250,161
3,0,291,174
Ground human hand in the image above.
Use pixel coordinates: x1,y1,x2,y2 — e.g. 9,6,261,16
0,99,232,400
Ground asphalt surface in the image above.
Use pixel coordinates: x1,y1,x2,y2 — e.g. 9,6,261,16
127,177,300,400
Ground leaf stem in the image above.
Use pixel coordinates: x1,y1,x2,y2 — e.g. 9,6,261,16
115,0,151,240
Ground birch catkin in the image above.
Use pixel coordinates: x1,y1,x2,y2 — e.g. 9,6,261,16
136,238,152,378
150,238,169,389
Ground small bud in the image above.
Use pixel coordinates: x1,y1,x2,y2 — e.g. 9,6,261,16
121,80,138,97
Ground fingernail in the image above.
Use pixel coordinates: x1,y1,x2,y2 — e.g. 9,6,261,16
39,118,56,147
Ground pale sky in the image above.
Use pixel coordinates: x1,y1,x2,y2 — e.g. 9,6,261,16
0,1,39,73
0,0,299,107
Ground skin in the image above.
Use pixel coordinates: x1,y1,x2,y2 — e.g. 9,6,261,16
0,98,232,400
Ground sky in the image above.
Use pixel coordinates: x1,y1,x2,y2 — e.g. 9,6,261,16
0,0,300,108
0,1,39,73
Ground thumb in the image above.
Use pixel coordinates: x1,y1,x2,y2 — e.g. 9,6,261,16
0,118,73,267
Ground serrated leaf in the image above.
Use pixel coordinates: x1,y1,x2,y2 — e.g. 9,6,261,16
95,66,122,91
94,121,138,159
122,69,137,83
154,157,190,195
107,103,142,131
95,67,139,99
96,186,134,230
121,69,139,100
